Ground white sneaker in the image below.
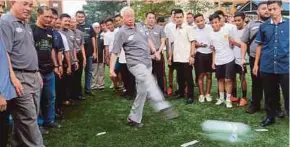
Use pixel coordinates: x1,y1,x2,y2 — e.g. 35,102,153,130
225,99,233,108
199,95,205,103
205,94,212,102
109,83,114,89
215,98,224,105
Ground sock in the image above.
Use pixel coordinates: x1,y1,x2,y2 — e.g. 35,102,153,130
219,92,225,99
226,93,231,99
242,90,247,98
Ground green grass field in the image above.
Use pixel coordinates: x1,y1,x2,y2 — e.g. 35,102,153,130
44,67,289,147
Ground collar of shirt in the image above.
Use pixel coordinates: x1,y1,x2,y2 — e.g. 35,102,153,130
7,11,25,24
270,17,285,24
175,23,186,29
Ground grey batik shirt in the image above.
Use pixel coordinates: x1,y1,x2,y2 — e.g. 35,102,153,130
111,23,152,68
0,12,39,70
147,25,166,50
240,20,264,58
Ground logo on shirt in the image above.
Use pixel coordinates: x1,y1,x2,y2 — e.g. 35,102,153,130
16,27,23,33
153,32,158,35
128,35,134,41
47,34,52,38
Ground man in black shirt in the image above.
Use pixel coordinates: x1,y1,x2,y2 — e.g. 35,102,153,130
76,10,96,96
32,6,61,130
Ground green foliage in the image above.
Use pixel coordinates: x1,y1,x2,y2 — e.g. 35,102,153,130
83,1,126,25
182,1,215,14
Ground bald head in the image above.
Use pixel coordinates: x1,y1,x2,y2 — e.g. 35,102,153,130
120,6,135,27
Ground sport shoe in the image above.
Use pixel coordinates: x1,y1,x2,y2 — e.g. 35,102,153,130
237,98,247,107
160,107,179,120
167,87,173,95
43,122,61,129
205,94,212,102
225,99,233,108
39,126,49,135
215,98,224,105
230,96,239,103
199,95,205,103
127,118,143,128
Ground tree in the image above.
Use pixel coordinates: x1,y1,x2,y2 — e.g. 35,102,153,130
83,1,126,25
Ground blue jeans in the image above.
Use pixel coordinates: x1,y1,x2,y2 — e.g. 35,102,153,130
39,72,56,124
85,56,93,93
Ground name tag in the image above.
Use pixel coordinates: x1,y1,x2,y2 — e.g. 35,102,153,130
153,32,158,35
16,27,23,33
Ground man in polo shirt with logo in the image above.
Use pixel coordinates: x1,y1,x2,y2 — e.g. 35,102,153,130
110,7,178,128
70,18,87,100
145,12,167,95
32,6,61,132
0,0,43,146
168,9,195,104
253,0,289,127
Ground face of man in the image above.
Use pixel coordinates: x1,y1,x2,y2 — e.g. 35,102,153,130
51,14,57,28
76,13,85,24
114,16,123,28
268,3,282,20
70,18,77,30
11,0,33,21
157,22,166,28
61,17,71,30
106,21,114,32
194,16,205,29
101,23,107,32
234,16,244,30
94,25,100,34
174,13,184,26
146,13,156,27
186,14,194,25
37,9,52,28
211,18,221,32
123,8,135,27
218,14,225,27
257,4,270,19
0,1,5,17
55,18,62,30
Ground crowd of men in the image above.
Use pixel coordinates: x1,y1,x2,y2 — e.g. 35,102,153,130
0,0,288,146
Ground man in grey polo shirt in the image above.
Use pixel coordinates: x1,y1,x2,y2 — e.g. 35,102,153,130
241,2,282,115
110,7,178,128
145,12,167,95
0,0,43,146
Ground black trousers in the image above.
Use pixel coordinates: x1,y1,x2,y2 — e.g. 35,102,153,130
175,62,194,98
72,52,84,98
63,65,75,101
0,109,9,147
261,72,289,118
119,63,136,96
152,55,165,93
249,56,264,108
55,73,64,109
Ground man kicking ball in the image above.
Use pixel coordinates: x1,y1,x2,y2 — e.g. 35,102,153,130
110,7,178,128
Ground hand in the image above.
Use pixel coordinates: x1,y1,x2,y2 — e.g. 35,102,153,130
168,57,172,66
0,97,7,112
155,52,161,61
37,72,43,89
189,57,195,65
83,59,87,68
151,54,156,60
54,67,60,77
253,64,259,77
59,66,63,76
212,64,216,70
11,76,24,97
110,70,117,79
74,62,79,71
210,45,215,51
92,52,97,60
67,66,72,75
203,43,208,48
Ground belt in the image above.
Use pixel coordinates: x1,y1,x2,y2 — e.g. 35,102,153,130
13,68,39,73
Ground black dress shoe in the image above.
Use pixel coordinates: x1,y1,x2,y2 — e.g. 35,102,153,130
261,118,275,127
85,92,94,96
77,96,86,100
276,110,285,118
246,105,260,114
186,98,194,104
176,95,185,99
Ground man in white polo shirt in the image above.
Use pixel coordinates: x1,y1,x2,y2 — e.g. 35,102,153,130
168,9,195,104
209,13,235,108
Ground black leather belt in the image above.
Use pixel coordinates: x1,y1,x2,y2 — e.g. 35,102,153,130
13,68,39,73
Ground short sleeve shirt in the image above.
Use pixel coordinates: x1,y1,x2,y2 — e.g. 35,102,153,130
74,29,85,52
52,30,65,52
77,24,95,56
104,29,117,53
171,23,195,63
0,12,39,70
232,27,245,65
147,25,166,50
193,24,213,54
60,29,76,63
111,23,151,68
209,28,235,65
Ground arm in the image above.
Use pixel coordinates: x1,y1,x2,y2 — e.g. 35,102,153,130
51,48,60,76
92,37,97,59
81,44,87,68
158,38,166,54
189,41,196,65
64,51,72,75
241,42,247,65
212,50,216,70
253,44,262,76
6,52,23,96
109,53,118,78
57,51,63,76
0,95,7,112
